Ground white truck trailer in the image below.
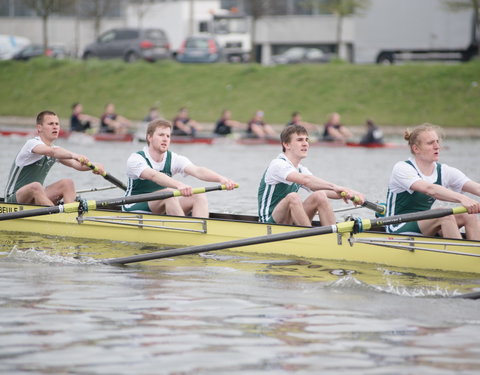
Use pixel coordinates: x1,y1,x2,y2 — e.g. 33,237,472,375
354,0,478,64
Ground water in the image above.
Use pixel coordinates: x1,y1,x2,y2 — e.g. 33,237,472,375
1,134,480,374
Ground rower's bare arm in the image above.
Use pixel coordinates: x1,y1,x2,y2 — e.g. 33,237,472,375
184,165,236,189
462,181,480,197
175,121,192,133
412,180,480,213
226,119,246,129
33,144,90,169
287,172,335,192
140,168,190,192
287,172,363,203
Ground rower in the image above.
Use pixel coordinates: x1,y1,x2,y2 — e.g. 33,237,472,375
4,110,105,206
385,123,480,240
123,119,237,218
257,124,365,227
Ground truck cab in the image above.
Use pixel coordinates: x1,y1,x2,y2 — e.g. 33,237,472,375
200,11,251,62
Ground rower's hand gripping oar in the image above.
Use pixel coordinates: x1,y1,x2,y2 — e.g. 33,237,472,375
84,161,127,191
341,192,386,215
0,185,237,221
103,206,467,265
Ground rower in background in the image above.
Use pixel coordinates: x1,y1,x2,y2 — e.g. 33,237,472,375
360,119,384,145
100,103,133,134
246,110,277,138
213,109,246,136
70,102,98,133
172,107,202,136
322,112,353,143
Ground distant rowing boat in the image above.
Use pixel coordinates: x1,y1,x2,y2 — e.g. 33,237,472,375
0,127,134,142
0,126,404,147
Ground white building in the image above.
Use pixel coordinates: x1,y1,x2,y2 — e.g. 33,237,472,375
0,0,476,63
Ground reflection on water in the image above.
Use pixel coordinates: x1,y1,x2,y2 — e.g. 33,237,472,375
1,232,480,374
1,137,480,374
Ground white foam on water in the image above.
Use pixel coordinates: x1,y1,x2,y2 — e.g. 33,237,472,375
6,245,99,265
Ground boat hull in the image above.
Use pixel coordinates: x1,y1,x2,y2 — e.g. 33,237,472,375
1,202,479,273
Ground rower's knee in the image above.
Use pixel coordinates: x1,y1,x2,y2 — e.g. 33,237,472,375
284,192,303,209
193,194,208,205
310,190,330,207
28,181,45,194
58,178,75,191
437,214,459,234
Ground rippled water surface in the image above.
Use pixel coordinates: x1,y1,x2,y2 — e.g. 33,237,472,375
1,134,480,374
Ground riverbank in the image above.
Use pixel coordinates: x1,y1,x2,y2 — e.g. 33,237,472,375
0,58,479,128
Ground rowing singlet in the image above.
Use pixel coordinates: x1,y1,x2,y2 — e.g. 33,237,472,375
385,160,442,234
123,151,172,212
386,160,442,216
5,138,56,203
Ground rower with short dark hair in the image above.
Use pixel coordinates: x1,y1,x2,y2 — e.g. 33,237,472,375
257,124,365,226
5,110,104,206
123,119,237,217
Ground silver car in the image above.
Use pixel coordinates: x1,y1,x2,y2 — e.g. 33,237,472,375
83,28,170,62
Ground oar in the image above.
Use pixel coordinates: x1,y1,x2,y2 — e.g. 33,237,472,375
84,161,127,191
0,185,234,221
341,192,386,215
453,291,480,300
103,206,467,265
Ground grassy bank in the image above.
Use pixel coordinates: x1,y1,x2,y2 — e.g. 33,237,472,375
0,58,479,127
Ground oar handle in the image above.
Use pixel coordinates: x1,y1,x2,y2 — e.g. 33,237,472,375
341,192,386,215
85,161,127,191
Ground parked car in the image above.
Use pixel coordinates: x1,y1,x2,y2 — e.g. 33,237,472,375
176,36,222,63
83,28,170,63
271,47,329,64
0,34,31,60
11,44,67,60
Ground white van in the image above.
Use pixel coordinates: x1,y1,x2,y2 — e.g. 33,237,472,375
0,34,31,60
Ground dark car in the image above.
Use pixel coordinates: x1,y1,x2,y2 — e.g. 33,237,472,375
271,47,329,64
176,36,222,63
12,44,67,60
82,28,170,63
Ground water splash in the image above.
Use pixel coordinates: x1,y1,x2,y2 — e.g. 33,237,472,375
327,273,458,298
6,245,99,265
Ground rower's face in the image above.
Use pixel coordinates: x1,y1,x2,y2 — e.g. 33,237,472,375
149,126,171,151
285,132,309,158
37,114,60,140
413,130,441,162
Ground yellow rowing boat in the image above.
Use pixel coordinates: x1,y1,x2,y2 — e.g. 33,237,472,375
1,200,479,274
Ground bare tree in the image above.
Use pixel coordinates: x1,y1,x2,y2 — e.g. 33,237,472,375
130,0,157,28
300,0,370,60
84,0,115,37
443,0,480,58
22,0,74,50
